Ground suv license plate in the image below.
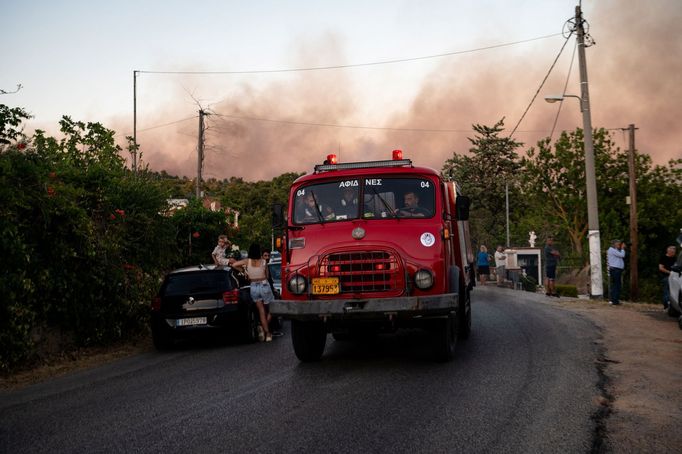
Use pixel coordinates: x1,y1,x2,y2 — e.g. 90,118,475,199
176,317,207,327
312,277,340,295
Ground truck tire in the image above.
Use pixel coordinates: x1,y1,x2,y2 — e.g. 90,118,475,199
432,312,457,362
457,288,472,340
292,320,327,362
449,266,471,340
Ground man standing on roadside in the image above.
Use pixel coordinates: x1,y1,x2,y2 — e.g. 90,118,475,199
544,237,560,297
658,245,677,311
607,239,627,305
494,245,507,286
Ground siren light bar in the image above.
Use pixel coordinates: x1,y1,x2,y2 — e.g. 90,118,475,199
315,150,412,172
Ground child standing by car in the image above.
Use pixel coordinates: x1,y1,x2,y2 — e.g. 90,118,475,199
212,235,231,266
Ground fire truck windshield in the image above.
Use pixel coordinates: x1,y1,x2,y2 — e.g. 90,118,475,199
293,177,435,224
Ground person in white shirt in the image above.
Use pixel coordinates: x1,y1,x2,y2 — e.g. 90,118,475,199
494,245,507,286
607,239,627,305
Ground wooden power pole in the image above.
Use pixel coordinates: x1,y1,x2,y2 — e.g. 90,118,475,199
626,124,639,299
196,109,206,199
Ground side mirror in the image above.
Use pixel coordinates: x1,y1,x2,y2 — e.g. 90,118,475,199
272,203,284,228
456,196,471,221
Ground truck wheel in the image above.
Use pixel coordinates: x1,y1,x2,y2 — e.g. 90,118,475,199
457,288,472,340
151,323,174,351
292,320,327,362
432,313,457,362
332,332,350,341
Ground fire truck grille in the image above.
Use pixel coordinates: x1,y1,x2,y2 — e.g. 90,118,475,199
320,251,402,294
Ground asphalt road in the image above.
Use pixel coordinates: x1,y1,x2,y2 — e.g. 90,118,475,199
1,286,601,453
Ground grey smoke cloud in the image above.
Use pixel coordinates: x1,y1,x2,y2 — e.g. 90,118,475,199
135,1,681,181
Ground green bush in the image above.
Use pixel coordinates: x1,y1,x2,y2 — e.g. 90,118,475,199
520,274,538,292
0,112,182,371
556,284,578,298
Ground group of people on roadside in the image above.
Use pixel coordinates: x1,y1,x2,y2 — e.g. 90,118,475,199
211,235,279,343
476,245,508,286
476,235,677,309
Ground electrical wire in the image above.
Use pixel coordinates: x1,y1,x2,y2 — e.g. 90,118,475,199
212,112,472,133
548,40,578,141
508,31,573,138
137,33,563,75
120,115,198,137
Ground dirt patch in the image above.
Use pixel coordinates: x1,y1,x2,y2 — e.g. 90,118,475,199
0,337,153,391
553,298,682,453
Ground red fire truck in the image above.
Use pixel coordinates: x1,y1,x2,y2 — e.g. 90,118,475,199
270,150,475,361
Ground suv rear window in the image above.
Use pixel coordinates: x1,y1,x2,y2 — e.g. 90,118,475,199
162,271,232,296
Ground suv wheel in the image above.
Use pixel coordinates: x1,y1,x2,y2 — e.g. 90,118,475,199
242,305,259,343
152,323,174,351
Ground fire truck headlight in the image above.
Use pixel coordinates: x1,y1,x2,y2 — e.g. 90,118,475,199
288,274,307,295
414,269,434,290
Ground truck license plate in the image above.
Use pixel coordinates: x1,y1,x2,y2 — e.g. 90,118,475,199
312,277,340,295
176,317,207,327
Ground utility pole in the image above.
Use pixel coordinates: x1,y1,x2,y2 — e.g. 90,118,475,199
196,109,207,199
575,4,604,298
132,70,138,173
505,183,510,247
626,124,639,299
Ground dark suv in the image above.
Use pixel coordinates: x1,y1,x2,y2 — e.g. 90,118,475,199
151,265,258,349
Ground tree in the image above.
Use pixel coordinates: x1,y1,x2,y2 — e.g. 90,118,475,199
442,119,523,248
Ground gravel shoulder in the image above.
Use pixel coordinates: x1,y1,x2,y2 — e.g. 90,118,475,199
544,296,682,453
2,292,681,452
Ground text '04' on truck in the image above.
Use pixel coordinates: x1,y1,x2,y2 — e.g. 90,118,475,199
270,150,475,362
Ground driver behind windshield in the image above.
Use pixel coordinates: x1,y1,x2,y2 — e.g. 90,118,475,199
334,187,358,219
295,191,335,223
395,191,430,217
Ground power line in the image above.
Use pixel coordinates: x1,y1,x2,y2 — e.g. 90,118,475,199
549,40,578,140
122,115,198,136
137,33,563,75
211,112,551,134
509,31,573,138
212,112,471,133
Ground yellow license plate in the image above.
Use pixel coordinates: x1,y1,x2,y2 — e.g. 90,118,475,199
312,277,340,295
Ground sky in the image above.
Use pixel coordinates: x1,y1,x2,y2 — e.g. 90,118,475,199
2,0,681,181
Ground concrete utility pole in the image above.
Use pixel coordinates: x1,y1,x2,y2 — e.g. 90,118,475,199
626,124,639,299
132,70,138,173
196,109,207,199
575,4,604,298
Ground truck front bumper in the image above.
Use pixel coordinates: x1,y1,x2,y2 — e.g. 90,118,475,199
270,294,458,321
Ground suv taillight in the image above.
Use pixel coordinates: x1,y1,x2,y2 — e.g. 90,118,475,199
151,296,161,311
223,289,239,305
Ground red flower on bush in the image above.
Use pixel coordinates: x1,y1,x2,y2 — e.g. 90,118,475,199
192,231,200,238
109,214,116,220
114,209,126,218
47,186,55,197
17,143,26,150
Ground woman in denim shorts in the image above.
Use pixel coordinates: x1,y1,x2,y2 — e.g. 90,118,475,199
233,243,274,342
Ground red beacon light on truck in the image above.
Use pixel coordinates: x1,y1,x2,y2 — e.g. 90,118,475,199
314,150,412,173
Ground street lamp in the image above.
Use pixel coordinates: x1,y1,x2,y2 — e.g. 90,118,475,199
544,93,604,298
544,94,582,109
